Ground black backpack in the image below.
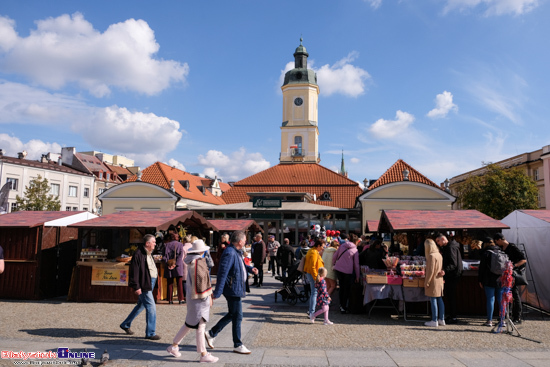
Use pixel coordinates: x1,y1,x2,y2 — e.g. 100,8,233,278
488,249,509,275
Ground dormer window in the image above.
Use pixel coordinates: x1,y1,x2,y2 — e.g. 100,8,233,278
98,171,103,179
106,173,110,181
320,191,332,201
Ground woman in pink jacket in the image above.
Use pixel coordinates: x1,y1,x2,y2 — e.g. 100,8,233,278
332,233,360,314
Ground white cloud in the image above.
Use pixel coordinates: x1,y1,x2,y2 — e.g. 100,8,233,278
427,91,458,119
279,52,370,97
369,110,415,139
197,147,270,182
350,157,360,164
83,106,183,162
0,13,189,97
443,0,540,16
166,158,186,171
0,133,62,159
364,0,383,9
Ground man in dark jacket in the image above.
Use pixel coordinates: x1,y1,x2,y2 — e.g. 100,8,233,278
436,233,463,324
120,234,161,340
277,238,296,278
494,233,527,323
251,233,266,287
205,231,258,354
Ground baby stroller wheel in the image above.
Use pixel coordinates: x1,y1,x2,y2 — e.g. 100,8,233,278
287,295,298,305
298,291,308,303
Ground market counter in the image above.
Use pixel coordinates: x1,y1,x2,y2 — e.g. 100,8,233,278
68,261,162,303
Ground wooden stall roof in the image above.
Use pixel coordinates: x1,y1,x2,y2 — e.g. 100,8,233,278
365,220,379,233
207,219,263,233
69,211,218,231
378,210,510,232
0,211,85,228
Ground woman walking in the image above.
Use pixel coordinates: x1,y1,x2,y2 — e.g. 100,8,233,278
478,237,504,327
321,240,339,296
303,238,325,317
163,233,185,304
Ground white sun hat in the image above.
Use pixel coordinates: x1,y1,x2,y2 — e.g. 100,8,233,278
188,239,210,253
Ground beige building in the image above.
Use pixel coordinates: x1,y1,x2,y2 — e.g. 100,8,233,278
449,144,550,210
98,181,180,215
357,159,455,232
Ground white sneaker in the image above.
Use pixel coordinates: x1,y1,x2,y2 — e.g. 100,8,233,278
200,352,219,363
310,315,315,323
324,320,334,325
424,320,438,327
438,319,446,326
166,345,181,357
233,345,252,354
204,331,215,349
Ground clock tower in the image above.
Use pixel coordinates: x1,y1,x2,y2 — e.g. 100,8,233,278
280,39,320,164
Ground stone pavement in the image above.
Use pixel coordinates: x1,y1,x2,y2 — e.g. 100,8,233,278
1,269,549,366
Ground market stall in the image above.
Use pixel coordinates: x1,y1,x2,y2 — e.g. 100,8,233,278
68,210,217,303
364,209,510,316
0,211,97,300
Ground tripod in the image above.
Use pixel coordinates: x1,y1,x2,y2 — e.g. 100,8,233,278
492,300,541,343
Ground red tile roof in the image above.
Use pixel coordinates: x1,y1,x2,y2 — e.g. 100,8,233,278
0,155,93,177
221,163,362,209
365,220,379,232
368,159,442,191
0,211,85,228
519,210,550,224
70,211,218,231
379,210,510,232
207,219,263,233
105,163,133,177
125,162,227,205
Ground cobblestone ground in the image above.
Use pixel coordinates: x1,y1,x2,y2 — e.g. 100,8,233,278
1,288,548,352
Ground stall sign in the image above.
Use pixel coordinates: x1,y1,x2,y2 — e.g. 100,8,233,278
253,197,282,208
91,267,128,286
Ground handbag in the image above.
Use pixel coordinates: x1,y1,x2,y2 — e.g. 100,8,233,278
297,256,306,273
167,247,177,268
513,267,528,286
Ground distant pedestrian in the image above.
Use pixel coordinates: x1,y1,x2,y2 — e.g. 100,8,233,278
304,238,325,317
321,240,339,296
166,240,219,363
267,235,281,276
251,233,266,287
120,234,161,340
310,267,333,325
163,233,185,304
0,245,4,274
277,238,295,278
436,233,462,324
332,233,360,314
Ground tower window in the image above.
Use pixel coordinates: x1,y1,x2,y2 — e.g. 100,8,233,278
293,136,303,156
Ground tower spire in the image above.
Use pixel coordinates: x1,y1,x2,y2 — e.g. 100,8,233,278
340,150,348,177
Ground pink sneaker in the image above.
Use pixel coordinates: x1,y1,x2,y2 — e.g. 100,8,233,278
324,320,334,325
166,345,181,358
200,353,219,363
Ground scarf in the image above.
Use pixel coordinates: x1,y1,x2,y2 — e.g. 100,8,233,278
188,257,212,299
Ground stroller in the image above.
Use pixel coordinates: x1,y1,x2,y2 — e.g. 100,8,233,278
274,260,310,305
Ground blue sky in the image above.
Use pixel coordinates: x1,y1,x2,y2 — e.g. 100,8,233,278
1,0,548,187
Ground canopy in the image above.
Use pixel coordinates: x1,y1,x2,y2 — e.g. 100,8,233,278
70,211,217,232
378,209,509,232
502,210,550,312
0,211,96,228
207,219,263,233
365,220,379,233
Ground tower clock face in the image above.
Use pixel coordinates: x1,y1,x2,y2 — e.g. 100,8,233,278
294,97,303,106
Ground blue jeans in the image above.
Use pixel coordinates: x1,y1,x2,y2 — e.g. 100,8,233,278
484,286,504,321
209,295,243,347
306,273,317,316
120,278,157,337
429,297,445,322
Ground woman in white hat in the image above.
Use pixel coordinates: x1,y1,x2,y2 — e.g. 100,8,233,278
166,240,219,363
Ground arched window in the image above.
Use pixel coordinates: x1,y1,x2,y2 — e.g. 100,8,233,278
294,136,302,156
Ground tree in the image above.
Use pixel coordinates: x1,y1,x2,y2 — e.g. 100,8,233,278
15,175,61,211
456,164,538,219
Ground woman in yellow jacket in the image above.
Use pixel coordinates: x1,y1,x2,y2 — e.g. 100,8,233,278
304,238,325,317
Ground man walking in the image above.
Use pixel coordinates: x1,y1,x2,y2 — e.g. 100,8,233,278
251,233,266,287
494,233,527,323
435,233,462,324
205,231,258,354
120,234,161,340
277,238,295,278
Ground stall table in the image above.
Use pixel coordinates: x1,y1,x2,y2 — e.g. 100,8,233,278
364,282,429,320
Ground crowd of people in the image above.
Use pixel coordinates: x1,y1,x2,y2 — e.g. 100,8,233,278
117,229,527,363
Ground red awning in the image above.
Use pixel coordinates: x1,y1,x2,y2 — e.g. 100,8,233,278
69,211,218,232
378,210,510,232
365,220,379,233
207,219,263,233
0,211,85,228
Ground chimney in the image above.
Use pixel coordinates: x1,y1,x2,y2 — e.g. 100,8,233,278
0,149,4,157
170,179,175,193
137,170,142,181
403,168,409,181
58,156,62,165
368,179,377,187
41,154,48,163
18,151,27,159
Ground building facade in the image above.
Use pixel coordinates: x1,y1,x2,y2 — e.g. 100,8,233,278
449,144,550,210
0,151,94,213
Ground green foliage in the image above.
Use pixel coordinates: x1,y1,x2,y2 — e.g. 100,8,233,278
15,175,61,211
457,164,539,219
